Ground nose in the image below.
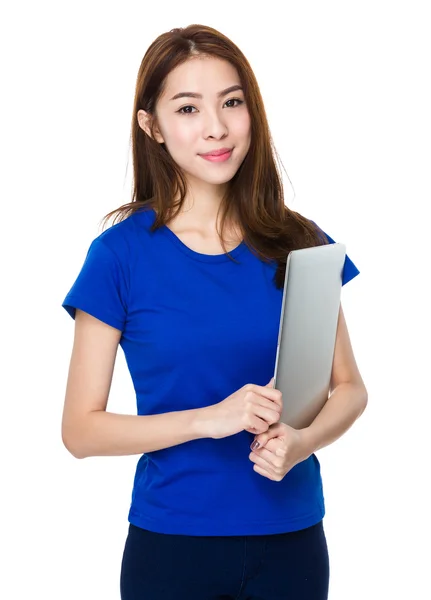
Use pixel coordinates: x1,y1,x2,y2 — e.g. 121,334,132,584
202,110,228,140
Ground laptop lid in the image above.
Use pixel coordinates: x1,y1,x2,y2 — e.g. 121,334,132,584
273,242,346,429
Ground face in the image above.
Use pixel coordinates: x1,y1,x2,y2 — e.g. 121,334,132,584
138,56,251,189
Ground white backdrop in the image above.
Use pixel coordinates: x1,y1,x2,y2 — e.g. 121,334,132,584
2,1,430,598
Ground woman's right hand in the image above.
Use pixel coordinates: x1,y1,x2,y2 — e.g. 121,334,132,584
202,378,283,439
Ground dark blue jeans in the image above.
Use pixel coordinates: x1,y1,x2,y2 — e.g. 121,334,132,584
120,520,329,599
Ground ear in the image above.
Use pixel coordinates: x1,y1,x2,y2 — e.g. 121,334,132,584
137,109,164,144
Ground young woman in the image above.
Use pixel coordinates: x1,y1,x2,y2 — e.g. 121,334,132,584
61,24,368,600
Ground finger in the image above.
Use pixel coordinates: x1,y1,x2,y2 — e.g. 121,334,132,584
257,397,283,414
251,427,279,450
253,406,281,428
250,384,283,408
245,415,270,435
254,447,284,469
252,463,280,482
252,399,281,423
249,451,278,475
261,438,287,458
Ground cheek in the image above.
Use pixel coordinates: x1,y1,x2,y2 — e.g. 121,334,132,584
163,118,197,148
231,111,251,142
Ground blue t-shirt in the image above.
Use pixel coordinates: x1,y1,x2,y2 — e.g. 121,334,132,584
62,207,359,536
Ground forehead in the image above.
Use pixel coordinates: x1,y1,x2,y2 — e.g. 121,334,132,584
161,57,241,98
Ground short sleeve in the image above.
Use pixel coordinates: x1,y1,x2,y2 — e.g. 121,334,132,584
62,238,128,331
311,221,360,286
322,231,360,286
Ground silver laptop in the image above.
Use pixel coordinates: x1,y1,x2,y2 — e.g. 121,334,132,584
273,243,346,429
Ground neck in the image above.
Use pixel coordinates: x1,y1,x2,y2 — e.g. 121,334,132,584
171,178,228,230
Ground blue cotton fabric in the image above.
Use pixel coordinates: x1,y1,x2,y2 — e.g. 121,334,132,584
62,208,359,535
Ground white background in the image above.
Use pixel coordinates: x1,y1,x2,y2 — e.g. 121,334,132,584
2,1,430,598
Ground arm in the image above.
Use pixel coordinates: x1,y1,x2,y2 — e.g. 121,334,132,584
61,309,208,459
301,303,368,453
248,303,368,480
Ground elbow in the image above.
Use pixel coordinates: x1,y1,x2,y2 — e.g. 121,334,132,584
333,380,368,419
356,382,368,418
61,425,88,460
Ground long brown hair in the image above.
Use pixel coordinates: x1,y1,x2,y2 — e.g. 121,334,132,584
101,24,328,289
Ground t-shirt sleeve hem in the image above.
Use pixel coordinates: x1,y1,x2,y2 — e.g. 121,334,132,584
342,255,360,286
313,225,360,287
62,295,125,331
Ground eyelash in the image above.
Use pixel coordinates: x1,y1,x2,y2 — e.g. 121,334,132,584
176,98,244,115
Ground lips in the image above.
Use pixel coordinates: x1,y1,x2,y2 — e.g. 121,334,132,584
199,147,233,157
199,149,233,163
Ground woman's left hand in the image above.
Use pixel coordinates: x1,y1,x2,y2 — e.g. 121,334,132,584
249,422,312,482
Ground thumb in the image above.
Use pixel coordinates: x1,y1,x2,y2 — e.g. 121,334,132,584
250,423,279,451
266,377,274,388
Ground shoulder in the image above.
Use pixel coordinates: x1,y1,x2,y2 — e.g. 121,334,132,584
93,208,154,258
310,221,360,285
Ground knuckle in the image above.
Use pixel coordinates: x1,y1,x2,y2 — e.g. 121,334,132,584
245,416,255,429
244,390,254,404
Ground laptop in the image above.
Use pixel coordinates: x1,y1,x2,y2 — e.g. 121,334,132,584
273,242,346,429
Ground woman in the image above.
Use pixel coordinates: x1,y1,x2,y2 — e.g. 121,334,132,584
61,24,368,600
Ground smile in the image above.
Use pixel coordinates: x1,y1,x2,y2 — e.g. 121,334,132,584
199,149,233,163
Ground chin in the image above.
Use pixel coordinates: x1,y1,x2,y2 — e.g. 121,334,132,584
185,166,240,187
203,173,238,186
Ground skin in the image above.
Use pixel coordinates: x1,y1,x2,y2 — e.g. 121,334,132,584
137,55,251,251
62,56,368,480
248,306,368,481
138,55,368,480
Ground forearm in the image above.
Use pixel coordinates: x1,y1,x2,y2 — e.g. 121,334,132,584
301,382,368,454
64,408,211,459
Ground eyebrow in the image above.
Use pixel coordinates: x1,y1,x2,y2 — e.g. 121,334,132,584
169,84,244,101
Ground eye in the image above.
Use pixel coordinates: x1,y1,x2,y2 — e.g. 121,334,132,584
224,98,244,108
177,105,197,115
176,98,244,115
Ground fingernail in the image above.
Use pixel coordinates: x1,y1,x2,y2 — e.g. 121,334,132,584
250,440,260,451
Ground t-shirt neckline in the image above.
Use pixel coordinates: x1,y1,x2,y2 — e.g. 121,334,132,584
146,208,247,264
